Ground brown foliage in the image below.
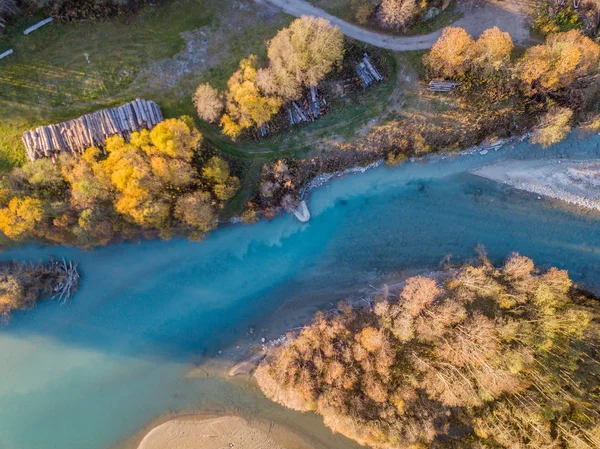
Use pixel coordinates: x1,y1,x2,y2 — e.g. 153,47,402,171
0,260,79,318
516,30,600,94
378,0,417,31
256,255,600,449
0,119,237,247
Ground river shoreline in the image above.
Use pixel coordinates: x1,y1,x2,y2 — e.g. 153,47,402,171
4,130,600,449
125,269,444,449
472,158,600,213
118,413,315,449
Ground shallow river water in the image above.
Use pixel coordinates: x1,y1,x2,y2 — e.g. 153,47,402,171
1,133,600,449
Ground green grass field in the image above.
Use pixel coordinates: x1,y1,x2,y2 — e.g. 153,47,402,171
0,0,403,174
0,0,292,170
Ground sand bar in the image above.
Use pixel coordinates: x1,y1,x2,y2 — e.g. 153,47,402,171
472,159,600,211
137,415,313,449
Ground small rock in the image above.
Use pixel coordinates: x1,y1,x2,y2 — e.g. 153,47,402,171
260,337,266,343
479,150,488,155
424,7,441,21
217,350,222,355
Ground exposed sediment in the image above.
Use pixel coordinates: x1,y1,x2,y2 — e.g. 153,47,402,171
472,159,600,211
136,415,313,449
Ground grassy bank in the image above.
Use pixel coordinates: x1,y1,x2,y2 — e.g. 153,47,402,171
0,0,288,170
0,0,400,174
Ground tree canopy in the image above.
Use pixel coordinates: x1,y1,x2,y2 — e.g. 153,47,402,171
0,118,239,247
531,106,574,148
516,29,600,93
220,55,283,140
266,16,344,100
193,83,224,124
257,254,600,449
377,0,418,31
425,26,514,79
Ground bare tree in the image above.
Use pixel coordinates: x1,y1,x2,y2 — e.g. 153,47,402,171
378,0,418,31
193,83,224,124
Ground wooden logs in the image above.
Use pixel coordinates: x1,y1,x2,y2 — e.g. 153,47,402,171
427,80,460,92
356,53,383,88
22,99,163,162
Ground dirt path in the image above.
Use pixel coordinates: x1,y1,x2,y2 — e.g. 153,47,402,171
259,0,531,50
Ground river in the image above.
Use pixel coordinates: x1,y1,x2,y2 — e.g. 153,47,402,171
1,133,600,449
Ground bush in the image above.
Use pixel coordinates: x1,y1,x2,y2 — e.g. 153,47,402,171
531,106,573,148
534,6,582,36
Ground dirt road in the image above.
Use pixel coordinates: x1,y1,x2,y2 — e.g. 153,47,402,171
260,0,531,50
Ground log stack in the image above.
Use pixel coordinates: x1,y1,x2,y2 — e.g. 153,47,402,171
287,87,327,126
427,80,460,92
22,99,163,162
356,53,383,88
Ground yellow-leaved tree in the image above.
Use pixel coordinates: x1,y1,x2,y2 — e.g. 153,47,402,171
516,29,600,93
265,16,344,100
424,27,474,78
220,55,282,140
0,197,45,240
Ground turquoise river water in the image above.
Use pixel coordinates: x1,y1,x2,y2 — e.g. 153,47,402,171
1,133,600,449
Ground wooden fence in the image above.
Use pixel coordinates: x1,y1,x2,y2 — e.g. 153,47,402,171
22,99,163,162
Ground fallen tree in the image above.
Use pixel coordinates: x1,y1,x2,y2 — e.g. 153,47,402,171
0,258,80,318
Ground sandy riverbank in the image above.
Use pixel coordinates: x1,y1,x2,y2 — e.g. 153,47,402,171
137,415,315,449
472,159,600,212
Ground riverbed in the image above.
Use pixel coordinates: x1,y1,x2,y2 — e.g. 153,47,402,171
1,133,600,449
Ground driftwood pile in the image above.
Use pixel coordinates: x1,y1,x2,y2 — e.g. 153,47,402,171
53,258,80,303
428,80,460,92
287,86,327,125
356,53,383,88
22,99,163,162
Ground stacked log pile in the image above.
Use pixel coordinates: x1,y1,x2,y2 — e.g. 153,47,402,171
428,80,460,92
22,99,163,162
356,53,383,88
287,86,327,126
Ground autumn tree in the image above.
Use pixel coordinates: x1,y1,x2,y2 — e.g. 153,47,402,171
221,55,282,139
202,156,240,201
468,26,514,75
266,16,344,100
424,27,474,78
193,83,224,123
378,0,418,31
256,254,600,449
531,106,573,147
175,191,216,233
0,118,235,247
0,197,45,240
516,29,600,94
